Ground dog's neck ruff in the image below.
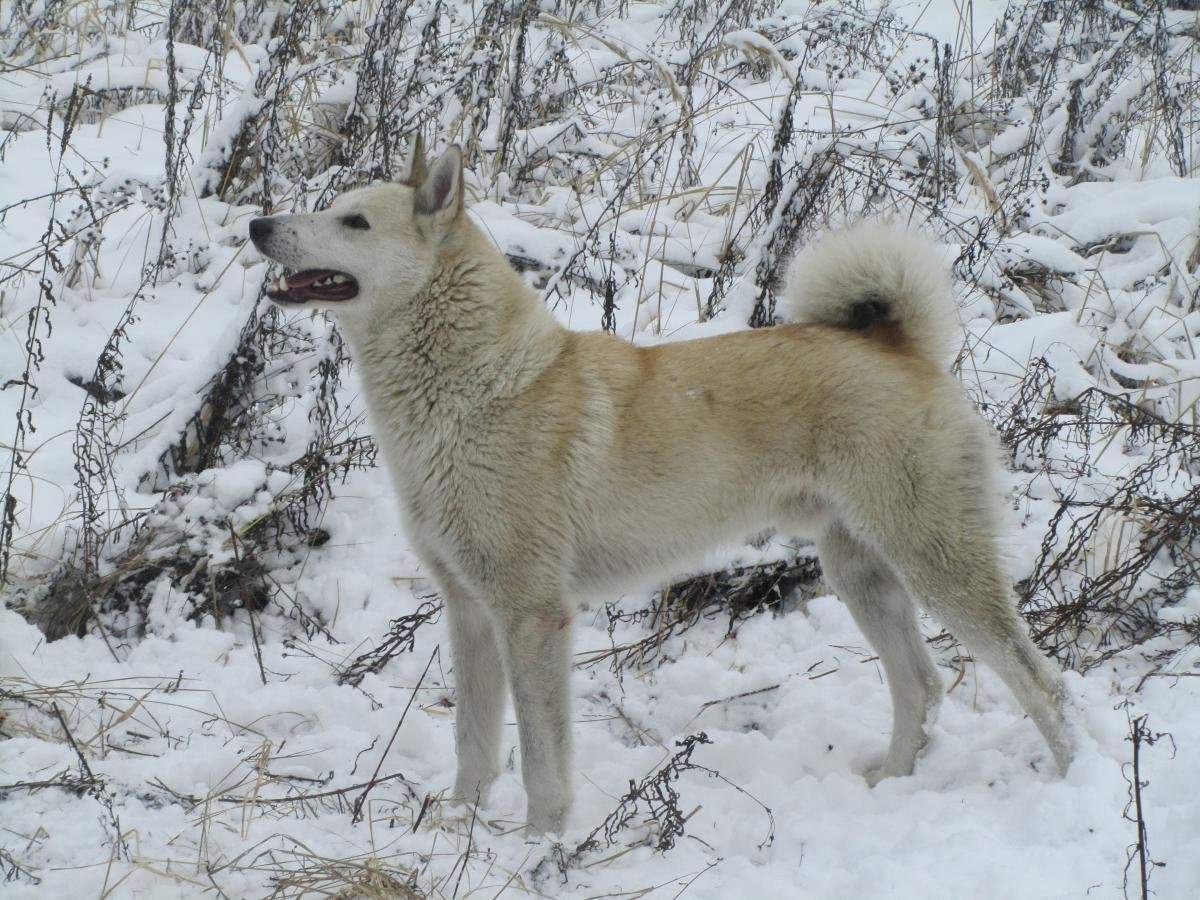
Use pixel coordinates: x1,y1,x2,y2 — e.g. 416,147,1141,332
340,245,563,428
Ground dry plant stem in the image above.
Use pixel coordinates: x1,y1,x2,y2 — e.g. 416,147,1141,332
351,645,439,824
1122,713,1171,900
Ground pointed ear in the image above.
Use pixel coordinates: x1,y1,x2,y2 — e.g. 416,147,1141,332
407,134,428,186
413,145,464,220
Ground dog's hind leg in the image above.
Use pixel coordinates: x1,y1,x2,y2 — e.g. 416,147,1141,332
429,561,507,806
914,567,1072,775
816,523,942,784
874,524,1074,776
496,594,573,835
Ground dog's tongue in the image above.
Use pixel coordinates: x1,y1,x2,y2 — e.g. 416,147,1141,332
286,269,331,289
267,268,358,303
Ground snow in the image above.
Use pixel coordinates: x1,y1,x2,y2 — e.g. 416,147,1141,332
3,1,1199,898
3,557,1197,897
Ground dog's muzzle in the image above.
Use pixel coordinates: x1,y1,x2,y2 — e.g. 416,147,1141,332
249,217,360,304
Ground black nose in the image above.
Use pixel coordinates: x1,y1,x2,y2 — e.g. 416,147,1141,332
249,217,273,242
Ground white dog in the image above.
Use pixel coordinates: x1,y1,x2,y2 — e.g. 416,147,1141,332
249,140,1072,834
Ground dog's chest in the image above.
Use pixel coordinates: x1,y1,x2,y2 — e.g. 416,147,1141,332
385,417,498,549
352,353,500,552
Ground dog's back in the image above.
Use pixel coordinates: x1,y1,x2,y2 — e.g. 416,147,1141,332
499,223,972,598
526,321,955,592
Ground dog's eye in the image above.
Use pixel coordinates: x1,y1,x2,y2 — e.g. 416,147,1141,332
342,214,370,230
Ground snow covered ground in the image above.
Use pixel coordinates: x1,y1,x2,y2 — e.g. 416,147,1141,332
2,1,1199,897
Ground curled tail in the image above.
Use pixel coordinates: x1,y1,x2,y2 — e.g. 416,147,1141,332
782,221,960,366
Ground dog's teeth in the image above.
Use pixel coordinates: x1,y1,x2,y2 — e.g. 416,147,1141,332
277,275,288,292
332,275,347,284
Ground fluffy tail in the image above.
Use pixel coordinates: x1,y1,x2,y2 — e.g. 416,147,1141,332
781,221,959,366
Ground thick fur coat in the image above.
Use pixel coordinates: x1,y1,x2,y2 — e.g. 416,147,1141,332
249,143,1072,834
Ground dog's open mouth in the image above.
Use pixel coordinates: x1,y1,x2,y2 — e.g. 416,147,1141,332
266,269,359,304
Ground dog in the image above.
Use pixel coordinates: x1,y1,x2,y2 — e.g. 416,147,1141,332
248,140,1073,834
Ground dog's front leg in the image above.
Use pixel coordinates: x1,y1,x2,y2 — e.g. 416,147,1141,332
425,558,507,807
498,600,573,835
445,595,506,806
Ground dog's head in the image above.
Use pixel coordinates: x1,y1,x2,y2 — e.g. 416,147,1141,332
248,140,464,311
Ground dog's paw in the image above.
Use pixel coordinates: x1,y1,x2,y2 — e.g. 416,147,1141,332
521,823,561,842
859,751,916,787
524,797,569,837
